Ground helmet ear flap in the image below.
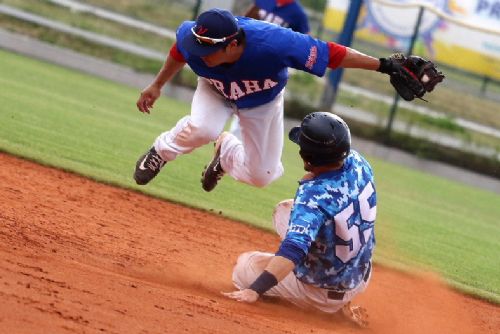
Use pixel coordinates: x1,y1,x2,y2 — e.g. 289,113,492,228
299,150,313,164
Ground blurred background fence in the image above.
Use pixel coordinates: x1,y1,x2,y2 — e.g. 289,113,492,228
0,0,498,177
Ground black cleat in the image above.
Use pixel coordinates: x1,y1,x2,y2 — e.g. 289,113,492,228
134,147,166,185
201,133,227,192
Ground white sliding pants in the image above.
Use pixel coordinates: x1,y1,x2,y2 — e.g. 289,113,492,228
231,200,371,313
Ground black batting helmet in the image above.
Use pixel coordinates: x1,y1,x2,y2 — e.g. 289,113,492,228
288,112,351,166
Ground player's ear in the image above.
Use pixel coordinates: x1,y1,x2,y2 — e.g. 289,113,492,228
303,159,312,171
226,39,238,51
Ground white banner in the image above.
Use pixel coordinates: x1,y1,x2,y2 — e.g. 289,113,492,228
324,0,500,79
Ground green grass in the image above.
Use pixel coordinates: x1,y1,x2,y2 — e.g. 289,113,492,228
373,159,500,300
83,0,196,29
1,0,499,158
1,49,499,303
0,13,167,73
2,0,499,129
0,0,174,51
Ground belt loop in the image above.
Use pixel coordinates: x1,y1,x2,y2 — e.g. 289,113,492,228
327,290,345,301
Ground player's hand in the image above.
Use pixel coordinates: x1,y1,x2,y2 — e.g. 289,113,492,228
137,84,161,114
222,289,259,303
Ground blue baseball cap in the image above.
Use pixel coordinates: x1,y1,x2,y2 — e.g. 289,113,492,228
182,8,239,57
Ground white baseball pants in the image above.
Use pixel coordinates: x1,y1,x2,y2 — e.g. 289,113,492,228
153,78,284,187
231,199,371,313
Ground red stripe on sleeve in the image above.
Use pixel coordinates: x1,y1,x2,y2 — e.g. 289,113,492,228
169,43,186,63
327,42,347,69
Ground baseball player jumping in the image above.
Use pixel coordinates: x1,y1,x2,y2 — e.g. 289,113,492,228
224,112,376,328
134,8,443,191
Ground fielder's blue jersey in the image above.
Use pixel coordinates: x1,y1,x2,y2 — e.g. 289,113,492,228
255,0,310,34
276,150,377,291
176,17,329,108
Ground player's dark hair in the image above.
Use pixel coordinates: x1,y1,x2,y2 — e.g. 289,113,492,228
223,28,245,50
234,28,246,46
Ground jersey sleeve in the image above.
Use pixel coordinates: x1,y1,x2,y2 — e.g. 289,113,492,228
327,42,347,69
278,29,330,77
169,43,186,62
275,183,327,264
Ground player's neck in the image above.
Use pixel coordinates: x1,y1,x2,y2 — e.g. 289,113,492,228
306,162,344,176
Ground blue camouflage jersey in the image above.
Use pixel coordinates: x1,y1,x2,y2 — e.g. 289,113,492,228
276,150,377,291
255,0,310,34
175,17,329,108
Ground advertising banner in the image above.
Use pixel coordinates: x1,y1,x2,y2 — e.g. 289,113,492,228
323,0,500,79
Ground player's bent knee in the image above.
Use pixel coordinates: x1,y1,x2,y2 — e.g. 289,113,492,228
232,251,274,289
175,122,219,147
234,251,256,269
232,251,257,289
248,170,278,188
273,199,294,237
193,127,220,143
274,199,294,212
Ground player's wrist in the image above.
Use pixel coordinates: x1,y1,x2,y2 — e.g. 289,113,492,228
377,57,400,74
149,81,164,91
249,270,278,295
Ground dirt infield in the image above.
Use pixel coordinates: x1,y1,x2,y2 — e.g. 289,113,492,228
0,153,498,334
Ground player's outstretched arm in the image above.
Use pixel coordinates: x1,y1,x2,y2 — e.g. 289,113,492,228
338,47,380,70
136,46,186,114
334,47,444,101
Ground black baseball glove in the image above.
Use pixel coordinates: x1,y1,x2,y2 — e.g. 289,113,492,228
378,53,445,101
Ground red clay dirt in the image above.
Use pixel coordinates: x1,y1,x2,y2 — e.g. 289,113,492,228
0,152,498,334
